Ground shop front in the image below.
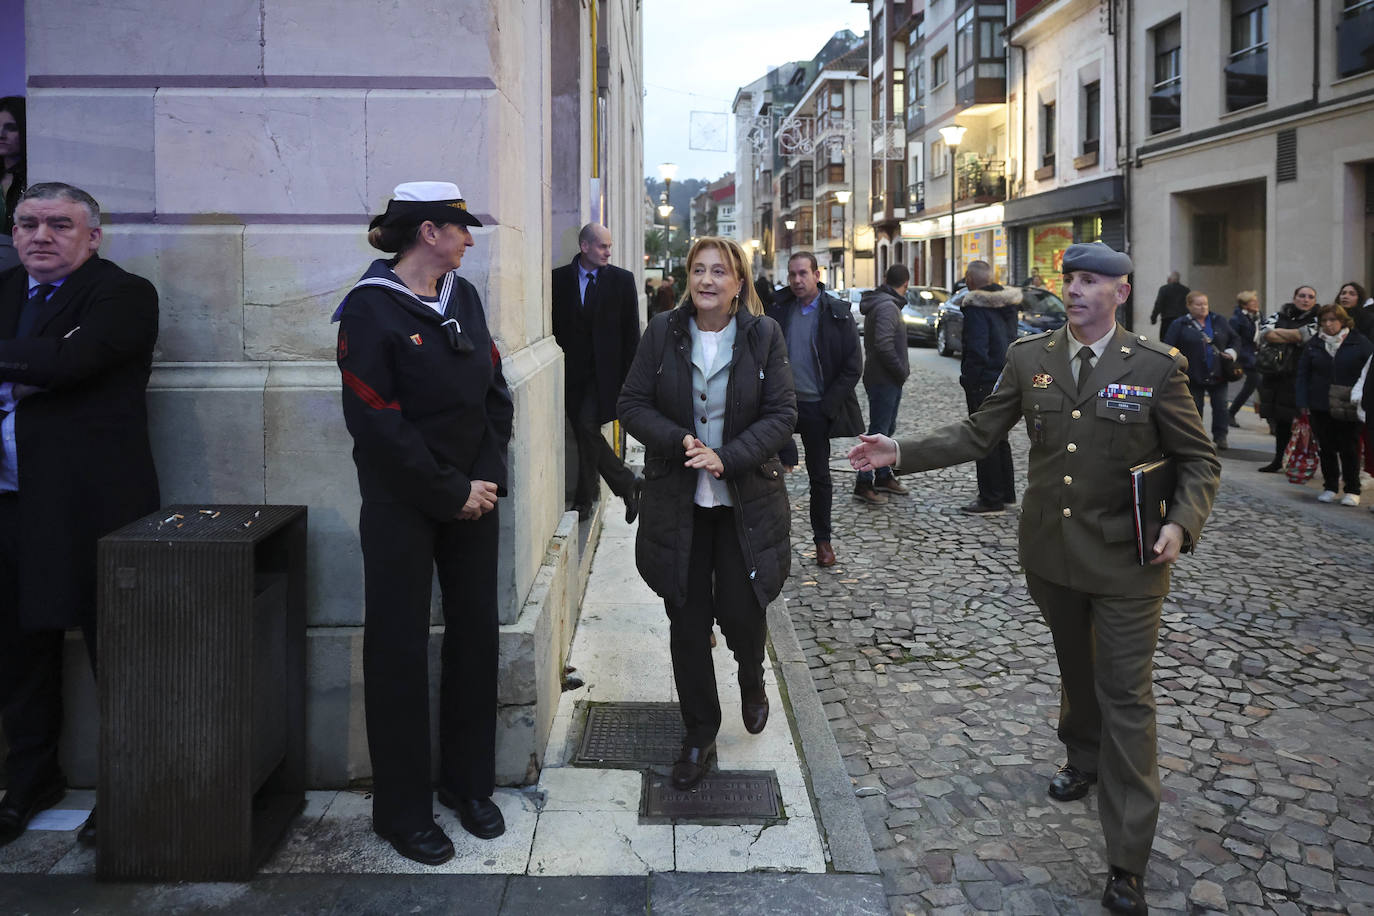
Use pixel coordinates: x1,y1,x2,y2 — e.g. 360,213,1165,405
1003,177,1125,297
900,203,1006,289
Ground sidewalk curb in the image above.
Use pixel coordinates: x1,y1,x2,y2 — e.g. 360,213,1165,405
767,598,881,876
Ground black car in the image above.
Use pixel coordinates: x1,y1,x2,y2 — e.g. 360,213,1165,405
934,286,1068,357
899,286,949,346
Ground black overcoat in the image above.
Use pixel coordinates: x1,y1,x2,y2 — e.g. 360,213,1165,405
0,255,161,630
617,305,797,609
766,289,864,436
551,255,640,424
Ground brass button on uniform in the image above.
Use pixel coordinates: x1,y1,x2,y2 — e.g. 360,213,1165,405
1071,409,1081,419
1062,508,1072,517
1067,443,1078,453
1063,475,1073,485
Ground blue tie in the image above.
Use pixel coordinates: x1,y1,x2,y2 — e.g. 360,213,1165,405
17,284,55,338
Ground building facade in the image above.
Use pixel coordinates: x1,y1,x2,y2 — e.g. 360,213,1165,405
9,0,643,790
1126,0,1374,324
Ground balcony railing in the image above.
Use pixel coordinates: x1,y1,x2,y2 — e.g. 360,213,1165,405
955,159,1006,204
908,181,925,213
871,191,885,217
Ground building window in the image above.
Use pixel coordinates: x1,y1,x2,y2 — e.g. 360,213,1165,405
1337,0,1374,78
893,68,905,119
1227,0,1267,111
933,49,948,88
908,46,926,124
1193,215,1228,265
956,7,974,73
1082,81,1100,155
1150,19,1182,134
1041,101,1056,168
954,4,1007,100
931,138,947,176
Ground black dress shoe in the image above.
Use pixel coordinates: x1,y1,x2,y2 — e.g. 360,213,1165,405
375,823,455,865
1257,460,1282,473
625,478,643,525
741,686,769,735
0,774,67,847
1047,763,1097,801
671,742,716,791
437,789,505,839
1102,866,1148,914
78,806,97,847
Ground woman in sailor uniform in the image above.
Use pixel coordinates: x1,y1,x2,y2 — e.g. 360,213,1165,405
333,181,513,865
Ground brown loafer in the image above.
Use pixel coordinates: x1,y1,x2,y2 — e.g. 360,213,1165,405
815,541,836,567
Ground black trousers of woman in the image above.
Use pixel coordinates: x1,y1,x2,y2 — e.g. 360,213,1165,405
668,506,766,747
361,501,499,835
1308,410,1363,494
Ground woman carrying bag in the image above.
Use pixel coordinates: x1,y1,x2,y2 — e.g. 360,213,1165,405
1295,304,1373,505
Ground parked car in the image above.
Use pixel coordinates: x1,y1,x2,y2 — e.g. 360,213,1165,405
843,286,875,322
899,286,949,346
934,286,1068,357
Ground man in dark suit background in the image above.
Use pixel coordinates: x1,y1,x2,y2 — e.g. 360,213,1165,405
552,223,641,521
1150,270,1189,335
0,182,160,847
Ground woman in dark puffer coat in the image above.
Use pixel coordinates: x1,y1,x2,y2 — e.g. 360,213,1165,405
618,236,796,791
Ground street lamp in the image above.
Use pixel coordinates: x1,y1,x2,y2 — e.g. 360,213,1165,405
938,124,967,290
658,196,674,275
748,237,761,274
833,189,852,290
783,218,796,252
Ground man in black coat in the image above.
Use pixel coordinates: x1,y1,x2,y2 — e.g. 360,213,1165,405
552,223,641,521
958,260,1023,514
767,251,863,567
0,182,160,847
1150,271,1189,335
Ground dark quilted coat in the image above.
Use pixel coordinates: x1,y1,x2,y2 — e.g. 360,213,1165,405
617,304,797,609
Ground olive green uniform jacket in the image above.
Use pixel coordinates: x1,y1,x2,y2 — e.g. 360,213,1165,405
896,324,1220,596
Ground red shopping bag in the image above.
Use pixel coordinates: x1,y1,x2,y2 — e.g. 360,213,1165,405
1284,413,1318,483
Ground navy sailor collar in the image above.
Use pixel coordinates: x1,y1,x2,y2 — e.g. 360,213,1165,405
332,259,459,323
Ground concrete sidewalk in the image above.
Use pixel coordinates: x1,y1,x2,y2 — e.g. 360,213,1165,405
0,478,884,914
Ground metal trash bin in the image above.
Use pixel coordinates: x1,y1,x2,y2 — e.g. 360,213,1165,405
96,505,307,881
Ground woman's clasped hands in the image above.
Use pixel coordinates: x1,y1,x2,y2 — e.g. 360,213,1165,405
682,433,724,478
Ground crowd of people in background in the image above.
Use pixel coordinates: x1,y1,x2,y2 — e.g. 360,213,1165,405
1154,272,1374,509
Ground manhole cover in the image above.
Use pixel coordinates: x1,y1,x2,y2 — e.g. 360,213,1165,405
642,770,783,822
572,702,684,768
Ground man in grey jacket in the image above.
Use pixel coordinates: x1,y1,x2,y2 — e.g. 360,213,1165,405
854,264,911,504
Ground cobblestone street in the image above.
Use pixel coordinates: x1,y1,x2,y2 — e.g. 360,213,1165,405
780,348,1374,916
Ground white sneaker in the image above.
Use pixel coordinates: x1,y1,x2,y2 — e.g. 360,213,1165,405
1317,490,1338,503
1340,493,1360,507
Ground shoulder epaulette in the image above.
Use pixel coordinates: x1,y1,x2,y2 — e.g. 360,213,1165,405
1009,330,1052,346
1130,335,1182,359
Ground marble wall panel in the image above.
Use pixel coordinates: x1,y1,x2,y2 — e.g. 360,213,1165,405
25,90,156,213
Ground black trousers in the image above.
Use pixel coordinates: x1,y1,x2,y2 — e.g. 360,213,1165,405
964,382,1015,504
1188,380,1229,441
360,500,499,834
793,400,834,543
569,386,636,508
0,493,96,797
1309,410,1363,494
667,506,766,747
1228,369,1261,416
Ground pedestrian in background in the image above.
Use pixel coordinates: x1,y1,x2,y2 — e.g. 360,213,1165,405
1295,304,1372,506
768,250,864,568
650,276,677,319
1149,270,1189,334
849,241,1220,916
753,274,774,309
1335,281,1372,339
1164,290,1238,450
334,181,513,865
1256,285,1320,472
956,259,1022,513
854,263,911,505
0,97,24,236
618,236,796,791
1226,290,1262,427
552,223,642,522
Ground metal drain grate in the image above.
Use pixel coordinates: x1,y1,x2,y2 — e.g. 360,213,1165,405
572,702,684,768
642,770,783,822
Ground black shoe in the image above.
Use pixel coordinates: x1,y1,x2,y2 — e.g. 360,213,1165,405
375,823,455,865
437,790,505,839
741,686,769,735
1257,461,1282,473
1214,437,1228,451
1047,763,1097,801
0,774,66,847
625,478,643,524
78,806,97,847
1101,866,1148,914
671,743,716,791
959,499,1005,515
1227,413,1240,428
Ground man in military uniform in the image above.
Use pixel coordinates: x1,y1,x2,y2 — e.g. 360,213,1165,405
850,241,1220,915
